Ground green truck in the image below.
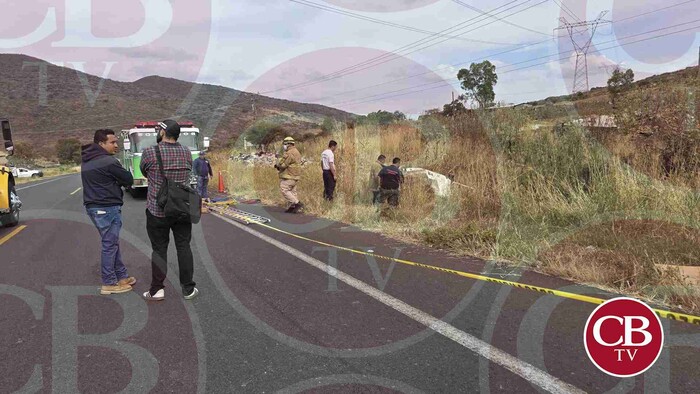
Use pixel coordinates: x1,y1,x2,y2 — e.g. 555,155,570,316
119,121,210,196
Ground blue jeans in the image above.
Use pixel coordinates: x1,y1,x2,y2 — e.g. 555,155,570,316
197,176,209,198
86,206,128,285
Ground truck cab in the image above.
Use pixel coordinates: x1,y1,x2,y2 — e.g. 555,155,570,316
119,121,210,196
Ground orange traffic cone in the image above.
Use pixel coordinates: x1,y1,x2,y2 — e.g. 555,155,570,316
218,171,225,193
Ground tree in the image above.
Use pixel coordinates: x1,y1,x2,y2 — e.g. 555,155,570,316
442,99,467,117
55,138,82,164
246,121,284,146
607,67,635,108
321,117,335,133
457,60,498,109
362,110,405,126
392,111,407,121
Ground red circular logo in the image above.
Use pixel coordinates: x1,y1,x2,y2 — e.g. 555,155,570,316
584,297,664,377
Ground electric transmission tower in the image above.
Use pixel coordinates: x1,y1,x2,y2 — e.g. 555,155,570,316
556,11,611,93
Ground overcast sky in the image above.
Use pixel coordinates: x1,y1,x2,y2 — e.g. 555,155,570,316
2,0,699,115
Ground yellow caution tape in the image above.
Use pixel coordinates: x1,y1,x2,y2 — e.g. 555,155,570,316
206,200,238,207
256,222,700,326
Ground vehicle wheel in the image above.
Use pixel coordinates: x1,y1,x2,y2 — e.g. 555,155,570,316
31,174,38,178
2,185,20,227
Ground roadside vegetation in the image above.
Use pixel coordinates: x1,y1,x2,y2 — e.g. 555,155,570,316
210,63,700,313
9,139,82,184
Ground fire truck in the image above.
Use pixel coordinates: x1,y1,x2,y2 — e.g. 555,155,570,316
119,121,209,196
0,118,21,227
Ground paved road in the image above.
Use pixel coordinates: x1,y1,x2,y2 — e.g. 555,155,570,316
1,174,699,393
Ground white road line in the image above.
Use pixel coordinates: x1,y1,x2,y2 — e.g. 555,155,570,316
212,213,584,394
17,174,77,191
70,187,82,195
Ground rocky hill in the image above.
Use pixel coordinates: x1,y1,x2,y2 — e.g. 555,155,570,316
0,54,354,157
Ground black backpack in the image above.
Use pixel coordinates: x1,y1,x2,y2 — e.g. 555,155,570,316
154,145,202,224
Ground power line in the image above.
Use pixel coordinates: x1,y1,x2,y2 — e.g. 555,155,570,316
613,0,696,23
269,0,530,94
261,0,547,95
301,0,696,104
289,0,517,46
338,21,700,108
550,0,581,23
451,0,551,37
340,20,700,106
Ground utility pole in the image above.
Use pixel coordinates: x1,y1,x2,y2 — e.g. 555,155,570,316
556,11,611,93
252,94,257,118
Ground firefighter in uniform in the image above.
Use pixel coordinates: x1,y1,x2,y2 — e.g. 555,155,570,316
275,137,304,213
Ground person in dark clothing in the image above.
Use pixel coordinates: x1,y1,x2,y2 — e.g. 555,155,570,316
140,120,199,301
193,151,213,200
81,129,135,295
370,154,386,205
378,157,404,207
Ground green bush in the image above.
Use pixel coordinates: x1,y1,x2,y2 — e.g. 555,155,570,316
55,138,82,165
245,121,285,146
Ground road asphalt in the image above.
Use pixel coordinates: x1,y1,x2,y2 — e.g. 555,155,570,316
1,174,698,393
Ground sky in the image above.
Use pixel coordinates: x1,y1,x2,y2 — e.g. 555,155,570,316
1,0,699,115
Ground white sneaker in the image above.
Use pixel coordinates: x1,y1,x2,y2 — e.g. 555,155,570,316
143,289,165,301
184,288,199,300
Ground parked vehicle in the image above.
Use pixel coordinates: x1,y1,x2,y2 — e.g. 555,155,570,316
119,121,210,196
11,167,44,178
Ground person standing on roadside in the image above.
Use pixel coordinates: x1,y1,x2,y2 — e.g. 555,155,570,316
321,140,338,201
275,136,304,213
378,157,405,207
140,120,199,301
81,129,135,295
369,154,386,205
193,151,213,201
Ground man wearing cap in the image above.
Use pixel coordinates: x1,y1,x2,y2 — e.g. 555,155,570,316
140,120,199,301
274,136,303,213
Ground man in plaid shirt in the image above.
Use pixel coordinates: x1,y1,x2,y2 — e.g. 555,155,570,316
140,119,199,301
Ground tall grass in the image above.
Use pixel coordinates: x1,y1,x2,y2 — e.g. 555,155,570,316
210,106,700,312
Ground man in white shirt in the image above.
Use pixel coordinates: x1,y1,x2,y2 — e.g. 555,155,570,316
321,140,338,201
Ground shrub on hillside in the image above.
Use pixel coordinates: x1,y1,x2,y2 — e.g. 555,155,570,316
55,138,82,164
418,115,449,141
245,121,285,147
12,141,36,161
321,117,335,133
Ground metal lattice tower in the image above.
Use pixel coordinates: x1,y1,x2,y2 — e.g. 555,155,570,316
556,11,611,93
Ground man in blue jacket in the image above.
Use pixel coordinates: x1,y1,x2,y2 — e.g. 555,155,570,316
81,129,135,295
193,151,213,201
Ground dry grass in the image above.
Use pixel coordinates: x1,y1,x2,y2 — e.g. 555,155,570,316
538,220,700,310
210,104,700,313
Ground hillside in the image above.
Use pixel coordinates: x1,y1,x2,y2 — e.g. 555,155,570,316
517,66,698,119
0,54,354,157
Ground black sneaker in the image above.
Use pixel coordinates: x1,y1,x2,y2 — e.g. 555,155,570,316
292,202,304,213
285,204,297,213
184,288,199,300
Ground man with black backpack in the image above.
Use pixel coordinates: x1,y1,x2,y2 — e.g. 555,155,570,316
140,119,199,301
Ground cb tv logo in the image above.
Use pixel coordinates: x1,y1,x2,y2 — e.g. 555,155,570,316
584,297,664,378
